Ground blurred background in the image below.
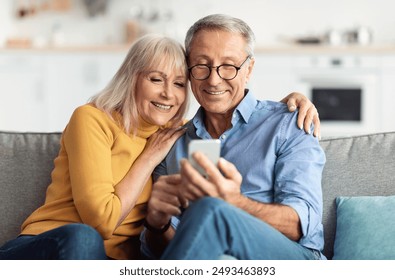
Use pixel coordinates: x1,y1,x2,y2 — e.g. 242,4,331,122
1,0,395,137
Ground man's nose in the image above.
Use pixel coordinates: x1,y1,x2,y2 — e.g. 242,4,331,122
206,67,223,85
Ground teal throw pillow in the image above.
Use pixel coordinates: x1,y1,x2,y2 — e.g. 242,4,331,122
333,195,395,260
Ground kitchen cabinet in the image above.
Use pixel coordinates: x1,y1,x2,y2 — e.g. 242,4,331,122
0,50,125,132
0,52,49,132
380,55,395,133
250,52,394,137
249,55,296,102
45,52,124,131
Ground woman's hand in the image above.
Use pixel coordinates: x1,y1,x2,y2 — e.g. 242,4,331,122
281,92,321,139
141,127,186,167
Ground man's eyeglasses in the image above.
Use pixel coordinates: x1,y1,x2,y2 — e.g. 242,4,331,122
188,56,251,81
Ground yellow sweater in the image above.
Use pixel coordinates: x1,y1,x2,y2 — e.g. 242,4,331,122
21,104,159,259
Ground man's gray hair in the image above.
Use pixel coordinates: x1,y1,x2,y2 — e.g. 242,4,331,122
185,14,256,58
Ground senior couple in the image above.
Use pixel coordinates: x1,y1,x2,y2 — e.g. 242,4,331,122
0,14,325,260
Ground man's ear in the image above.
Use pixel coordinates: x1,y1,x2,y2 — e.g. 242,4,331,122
245,57,255,83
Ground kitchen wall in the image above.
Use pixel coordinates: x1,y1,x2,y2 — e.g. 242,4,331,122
2,0,395,47
2,0,395,135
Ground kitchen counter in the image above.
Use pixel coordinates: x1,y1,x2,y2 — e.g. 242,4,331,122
0,44,131,53
254,44,395,54
2,43,395,54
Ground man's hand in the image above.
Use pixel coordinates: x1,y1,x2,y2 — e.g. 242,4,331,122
146,174,188,229
280,92,321,139
180,152,242,205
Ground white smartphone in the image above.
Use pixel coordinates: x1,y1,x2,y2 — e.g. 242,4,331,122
188,139,221,176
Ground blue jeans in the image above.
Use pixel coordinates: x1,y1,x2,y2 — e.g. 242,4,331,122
161,197,322,260
0,224,107,260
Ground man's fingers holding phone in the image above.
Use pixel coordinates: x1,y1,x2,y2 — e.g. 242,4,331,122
217,158,242,185
180,157,221,199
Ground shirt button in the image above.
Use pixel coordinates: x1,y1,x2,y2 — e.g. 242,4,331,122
233,114,237,118
220,135,226,140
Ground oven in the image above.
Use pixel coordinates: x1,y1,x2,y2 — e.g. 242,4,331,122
294,55,381,137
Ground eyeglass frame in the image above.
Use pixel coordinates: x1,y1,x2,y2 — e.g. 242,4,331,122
188,55,252,81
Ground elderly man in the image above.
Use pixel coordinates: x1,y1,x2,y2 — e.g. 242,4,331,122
141,14,326,260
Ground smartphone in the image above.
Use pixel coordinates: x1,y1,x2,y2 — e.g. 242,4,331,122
188,139,221,176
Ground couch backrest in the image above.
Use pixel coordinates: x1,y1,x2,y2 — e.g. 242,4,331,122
319,131,395,259
1,130,395,259
0,131,61,246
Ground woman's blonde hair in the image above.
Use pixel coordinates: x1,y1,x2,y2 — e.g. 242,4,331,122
90,34,189,135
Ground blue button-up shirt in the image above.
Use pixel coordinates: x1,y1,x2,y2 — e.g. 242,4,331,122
152,92,326,256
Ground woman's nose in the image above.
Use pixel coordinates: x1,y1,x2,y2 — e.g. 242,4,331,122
160,83,173,99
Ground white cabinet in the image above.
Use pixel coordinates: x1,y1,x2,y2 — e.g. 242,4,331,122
249,55,297,102
0,50,125,132
45,52,125,131
380,55,395,133
250,52,394,137
0,52,49,132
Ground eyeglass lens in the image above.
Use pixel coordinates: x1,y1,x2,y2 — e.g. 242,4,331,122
190,56,250,80
191,65,237,80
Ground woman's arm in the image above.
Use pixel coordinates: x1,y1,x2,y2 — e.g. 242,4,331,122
115,127,186,225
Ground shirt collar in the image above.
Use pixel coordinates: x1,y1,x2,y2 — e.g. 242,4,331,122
191,108,209,138
234,90,257,124
191,90,257,137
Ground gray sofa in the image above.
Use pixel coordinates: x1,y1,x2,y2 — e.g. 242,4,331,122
1,130,395,259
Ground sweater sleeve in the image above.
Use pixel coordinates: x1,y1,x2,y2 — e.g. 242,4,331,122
63,106,122,239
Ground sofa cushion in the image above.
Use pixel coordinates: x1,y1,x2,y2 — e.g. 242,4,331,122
0,131,61,246
333,196,395,260
319,132,395,259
